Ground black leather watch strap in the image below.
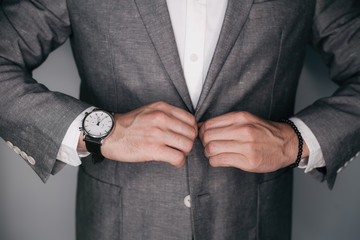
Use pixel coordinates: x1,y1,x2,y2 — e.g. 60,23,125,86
84,137,105,163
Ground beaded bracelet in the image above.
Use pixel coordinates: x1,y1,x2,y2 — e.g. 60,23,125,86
280,119,303,168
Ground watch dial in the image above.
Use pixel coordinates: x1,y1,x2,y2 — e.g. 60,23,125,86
83,110,114,138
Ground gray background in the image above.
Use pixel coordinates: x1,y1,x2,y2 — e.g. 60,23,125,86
0,41,359,240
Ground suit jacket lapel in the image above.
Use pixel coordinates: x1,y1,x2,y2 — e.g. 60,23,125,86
195,0,254,119
134,0,194,112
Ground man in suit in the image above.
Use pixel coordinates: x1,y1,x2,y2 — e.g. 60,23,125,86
0,0,359,239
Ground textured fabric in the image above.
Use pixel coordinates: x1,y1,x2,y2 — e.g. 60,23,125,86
59,0,325,173
0,0,91,182
1,0,360,239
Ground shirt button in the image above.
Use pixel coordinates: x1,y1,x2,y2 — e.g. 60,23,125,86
184,195,191,208
27,156,36,166
190,54,198,62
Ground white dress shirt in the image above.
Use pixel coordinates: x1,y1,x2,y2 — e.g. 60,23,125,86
57,0,325,172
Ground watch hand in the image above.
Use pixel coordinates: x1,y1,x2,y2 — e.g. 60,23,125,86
99,117,107,124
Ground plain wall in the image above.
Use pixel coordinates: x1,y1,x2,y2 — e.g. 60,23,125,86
0,41,359,240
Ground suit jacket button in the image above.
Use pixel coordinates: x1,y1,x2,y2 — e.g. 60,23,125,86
13,146,21,154
6,141,14,149
27,156,36,165
184,195,191,208
20,151,28,159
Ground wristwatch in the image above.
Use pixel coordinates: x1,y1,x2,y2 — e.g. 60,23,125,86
81,109,115,163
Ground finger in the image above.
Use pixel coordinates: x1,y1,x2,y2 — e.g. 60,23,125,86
198,115,234,140
200,125,239,145
204,140,240,158
200,111,259,132
200,124,260,146
152,145,186,168
209,152,246,168
199,114,234,135
166,117,198,141
151,101,197,129
163,130,195,155
169,107,197,129
151,112,197,141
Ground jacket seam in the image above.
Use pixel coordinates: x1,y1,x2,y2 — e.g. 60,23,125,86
268,29,284,120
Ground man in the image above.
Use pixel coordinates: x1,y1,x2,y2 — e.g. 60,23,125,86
0,0,359,239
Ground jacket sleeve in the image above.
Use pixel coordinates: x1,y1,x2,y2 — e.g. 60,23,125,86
0,0,90,182
294,0,360,189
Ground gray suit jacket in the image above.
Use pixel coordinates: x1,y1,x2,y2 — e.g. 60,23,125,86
0,0,359,239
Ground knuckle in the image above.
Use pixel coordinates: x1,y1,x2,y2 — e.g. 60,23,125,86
228,111,239,121
202,131,212,144
209,157,219,167
241,124,257,137
189,115,198,130
236,111,251,121
180,138,193,155
172,152,185,167
248,159,261,171
189,115,197,126
247,154,261,170
202,121,211,131
152,101,167,108
151,110,168,123
189,127,197,140
207,141,217,155
185,139,194,153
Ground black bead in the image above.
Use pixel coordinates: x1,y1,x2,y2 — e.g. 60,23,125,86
281,119,304,168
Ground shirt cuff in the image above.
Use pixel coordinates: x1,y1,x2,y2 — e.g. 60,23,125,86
289,117,326,173
56,106,96,166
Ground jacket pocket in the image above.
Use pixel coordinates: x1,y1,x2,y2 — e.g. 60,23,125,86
256,167,293,239
76,168,122,240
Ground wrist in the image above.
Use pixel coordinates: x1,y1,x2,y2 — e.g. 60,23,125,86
81,109,115,163
78,131,87,151
280,119,309,168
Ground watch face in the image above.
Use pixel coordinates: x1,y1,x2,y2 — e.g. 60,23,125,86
83,110,114,138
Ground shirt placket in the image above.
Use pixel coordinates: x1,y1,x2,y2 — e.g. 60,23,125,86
184,0,207,108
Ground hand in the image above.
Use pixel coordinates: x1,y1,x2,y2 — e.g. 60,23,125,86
79,102,197,167
198,111,309,173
